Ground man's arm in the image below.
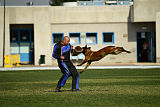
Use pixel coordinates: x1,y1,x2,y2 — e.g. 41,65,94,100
52,44,61,59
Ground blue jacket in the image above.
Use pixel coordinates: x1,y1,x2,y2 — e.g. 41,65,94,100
52,41,71,62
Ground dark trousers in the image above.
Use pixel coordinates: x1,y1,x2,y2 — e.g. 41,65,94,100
57,61,79,90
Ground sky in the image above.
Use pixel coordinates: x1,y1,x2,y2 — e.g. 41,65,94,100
0,0,51,6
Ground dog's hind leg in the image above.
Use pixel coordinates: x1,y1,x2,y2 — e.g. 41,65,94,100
80,61,91,73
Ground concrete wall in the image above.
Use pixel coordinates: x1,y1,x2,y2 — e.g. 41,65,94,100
156,12,160,62
0,7,53,66
50,6,134,65
50,6,130,24
134,0,160,22
0,7,10,66
0,8,4,66
7,6,130,24
9,7,34,24
33,7,52,66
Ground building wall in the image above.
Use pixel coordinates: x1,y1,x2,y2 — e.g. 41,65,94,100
50,6,130,24
0,7,53,66
9,7,34,24
33,7,52,65
0,7,10,66
0,6,132,66
0,8,4,66
0,4,158,66
50,6,133,66
156,12,160,62
134,0,160,22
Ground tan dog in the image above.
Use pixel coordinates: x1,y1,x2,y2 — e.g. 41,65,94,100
72,45,131,73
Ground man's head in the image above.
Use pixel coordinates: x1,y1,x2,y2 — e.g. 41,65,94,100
61,36,70,46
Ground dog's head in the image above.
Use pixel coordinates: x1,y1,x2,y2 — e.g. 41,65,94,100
82,45,91,55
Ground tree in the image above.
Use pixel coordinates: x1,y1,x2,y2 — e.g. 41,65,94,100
49,0,64,6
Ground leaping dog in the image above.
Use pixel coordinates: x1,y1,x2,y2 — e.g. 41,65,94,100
71,45,131,73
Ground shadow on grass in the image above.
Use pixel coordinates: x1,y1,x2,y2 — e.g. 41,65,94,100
44,90,82,93
44,89,109,93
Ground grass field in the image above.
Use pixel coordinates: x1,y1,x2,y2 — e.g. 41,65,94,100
0,69,160,107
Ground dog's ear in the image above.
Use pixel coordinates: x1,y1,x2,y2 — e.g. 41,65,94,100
71,45,73,50
120,47,123,49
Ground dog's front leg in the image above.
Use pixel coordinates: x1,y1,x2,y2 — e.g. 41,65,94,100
80,62,91,74
77,60,87,66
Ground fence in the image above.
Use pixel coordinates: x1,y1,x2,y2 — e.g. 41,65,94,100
4,54,20,68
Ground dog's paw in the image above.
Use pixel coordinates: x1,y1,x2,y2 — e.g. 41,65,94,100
80,71,82,74
79,70,84,74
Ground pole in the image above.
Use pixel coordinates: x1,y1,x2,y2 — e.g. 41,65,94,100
3,0,6,67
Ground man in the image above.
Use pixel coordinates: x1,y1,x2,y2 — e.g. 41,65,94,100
142,41,149,62
52,36,79,92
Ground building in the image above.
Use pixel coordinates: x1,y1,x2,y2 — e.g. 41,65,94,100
0,0,160,67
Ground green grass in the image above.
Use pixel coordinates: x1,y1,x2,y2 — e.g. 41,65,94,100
0,69,160,107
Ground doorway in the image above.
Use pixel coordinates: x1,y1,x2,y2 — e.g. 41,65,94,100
10,24,34,64
137,32,154,62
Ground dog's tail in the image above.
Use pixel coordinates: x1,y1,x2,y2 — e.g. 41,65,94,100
122,48,131,53
110,47,131,55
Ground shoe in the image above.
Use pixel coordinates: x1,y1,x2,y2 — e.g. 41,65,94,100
55,87,61,92
72,89,80,92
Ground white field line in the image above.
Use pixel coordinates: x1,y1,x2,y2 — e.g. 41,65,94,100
0,65,160,71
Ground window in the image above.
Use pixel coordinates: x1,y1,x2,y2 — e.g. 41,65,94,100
52,33,63,44
10,30,19,42
10,29,33,43
102,32,114,44
86,33,97,45
69,33,81,45
20,30,30,42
